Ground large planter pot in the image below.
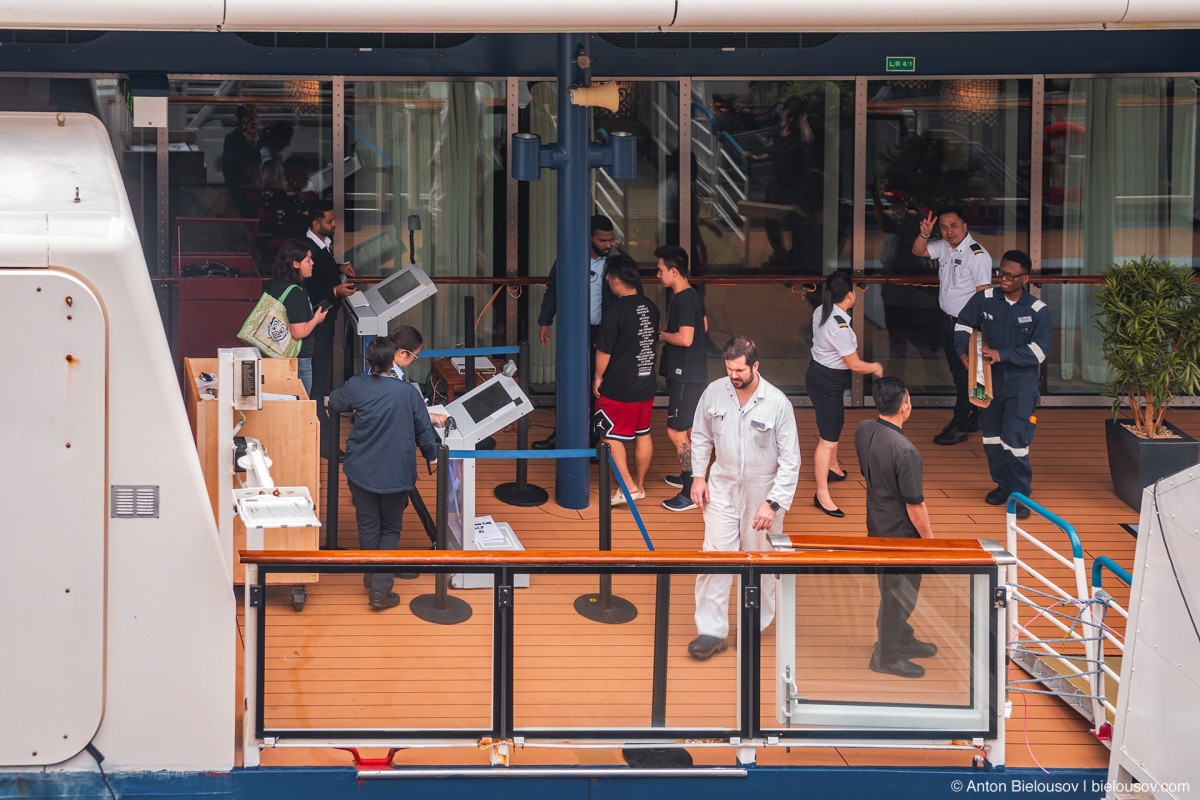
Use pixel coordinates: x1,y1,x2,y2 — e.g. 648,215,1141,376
1105,418,1200,510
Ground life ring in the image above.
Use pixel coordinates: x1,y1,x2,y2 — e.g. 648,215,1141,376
1044,121,1086,206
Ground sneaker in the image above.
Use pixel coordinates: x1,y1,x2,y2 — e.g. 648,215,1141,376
662,493,697,512
611,490,646,506
663,474,684,489
687,635,728,661
985,486,1008,505
368,590,400,610
933,425,968,446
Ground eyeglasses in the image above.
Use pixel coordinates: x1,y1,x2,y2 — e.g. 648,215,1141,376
398,349,419,359
995,270,1028,280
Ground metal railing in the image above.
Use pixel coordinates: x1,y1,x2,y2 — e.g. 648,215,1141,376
240,542,1010,769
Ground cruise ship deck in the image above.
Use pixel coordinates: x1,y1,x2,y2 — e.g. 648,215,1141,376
234,406,1194,774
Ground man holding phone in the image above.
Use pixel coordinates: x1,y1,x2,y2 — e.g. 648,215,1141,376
304,200,356,456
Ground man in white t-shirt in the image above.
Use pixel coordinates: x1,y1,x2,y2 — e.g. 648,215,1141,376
912,205,993,446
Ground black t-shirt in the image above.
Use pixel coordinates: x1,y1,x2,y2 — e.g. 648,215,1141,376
660,286,706,384
596,293,660,402
269,277,315,359
854,418,925,539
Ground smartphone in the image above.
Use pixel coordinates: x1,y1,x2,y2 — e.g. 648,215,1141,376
316,299,333,312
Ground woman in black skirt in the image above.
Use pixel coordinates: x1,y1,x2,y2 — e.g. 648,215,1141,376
806,270,884,517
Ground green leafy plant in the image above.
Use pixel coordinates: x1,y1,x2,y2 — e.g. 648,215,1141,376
1095,256,1200,438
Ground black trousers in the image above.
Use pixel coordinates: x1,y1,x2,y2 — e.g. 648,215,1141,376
940,312,973,429
876,571,923,660
348,480,409,593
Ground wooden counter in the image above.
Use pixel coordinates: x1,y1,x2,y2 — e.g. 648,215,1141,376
184,356,320,585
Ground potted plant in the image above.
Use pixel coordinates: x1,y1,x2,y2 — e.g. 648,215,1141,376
1095,256,1200,510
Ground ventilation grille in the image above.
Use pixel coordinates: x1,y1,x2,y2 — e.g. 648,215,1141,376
111,485,160,519
599,32,840,50
235,32,474,50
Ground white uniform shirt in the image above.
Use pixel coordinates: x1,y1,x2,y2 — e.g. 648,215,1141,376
810,308,857,370
588,254,606,325
690,374,800,510
926,233,992,317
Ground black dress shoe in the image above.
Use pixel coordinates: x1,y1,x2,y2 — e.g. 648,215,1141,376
901,638,938,659
531,433,556,450
933,425,968,446
813,494,845,519
869,652,925,678
827,469,848,483
368,590,400,610
985,486,1008,505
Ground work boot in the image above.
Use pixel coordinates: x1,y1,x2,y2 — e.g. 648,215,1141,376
531,432,556,450
985,486,1008,505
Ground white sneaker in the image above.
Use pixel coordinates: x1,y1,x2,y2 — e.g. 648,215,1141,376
611,489,646,506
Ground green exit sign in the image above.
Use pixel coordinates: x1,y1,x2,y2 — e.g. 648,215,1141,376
886,56,916,73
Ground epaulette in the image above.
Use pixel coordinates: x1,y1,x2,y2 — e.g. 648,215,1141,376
969,242,984,254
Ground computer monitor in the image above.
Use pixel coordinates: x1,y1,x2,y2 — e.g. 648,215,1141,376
344,263,437,336
442,374,529,447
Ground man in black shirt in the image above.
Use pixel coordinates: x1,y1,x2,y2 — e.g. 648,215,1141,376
593,253,659,505
854,376,937,679
655,244,708,512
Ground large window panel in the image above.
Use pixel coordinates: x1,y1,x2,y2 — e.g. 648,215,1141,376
864,79,1030,397
1042,77,1198,393
347,80,506,385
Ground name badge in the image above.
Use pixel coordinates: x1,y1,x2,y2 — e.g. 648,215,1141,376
1018,315,1032,323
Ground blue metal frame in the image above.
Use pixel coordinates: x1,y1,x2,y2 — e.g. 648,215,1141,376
1091,555,1132,589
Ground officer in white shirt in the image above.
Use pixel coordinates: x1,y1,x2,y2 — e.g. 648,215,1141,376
912,205,993,445
686,337,801,661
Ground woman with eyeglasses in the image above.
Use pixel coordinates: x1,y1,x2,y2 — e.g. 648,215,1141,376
328,337,439,610
806,270,884,518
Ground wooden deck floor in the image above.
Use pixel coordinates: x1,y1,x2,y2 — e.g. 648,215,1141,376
237,407,1200,772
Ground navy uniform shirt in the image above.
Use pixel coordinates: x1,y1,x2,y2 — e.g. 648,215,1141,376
953,287,1052,372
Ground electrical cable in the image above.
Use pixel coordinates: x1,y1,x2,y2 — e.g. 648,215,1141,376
84,742,118,800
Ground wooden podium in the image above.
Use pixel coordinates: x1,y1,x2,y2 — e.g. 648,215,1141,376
183,356,320,586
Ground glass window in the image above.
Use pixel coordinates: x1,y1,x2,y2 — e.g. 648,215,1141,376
520,80,678,387
1042,77,1199,393
864,79,1030,397
347,81,507,387
692,81,854,392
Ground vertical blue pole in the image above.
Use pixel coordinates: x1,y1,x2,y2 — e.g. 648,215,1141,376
554,32,590,509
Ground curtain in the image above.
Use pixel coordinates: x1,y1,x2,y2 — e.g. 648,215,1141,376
1055,78,1196,385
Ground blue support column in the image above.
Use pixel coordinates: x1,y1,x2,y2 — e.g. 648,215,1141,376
553,32,591,509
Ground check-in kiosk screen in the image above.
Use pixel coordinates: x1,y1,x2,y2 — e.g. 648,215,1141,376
462,381,514,424
377,269,422,306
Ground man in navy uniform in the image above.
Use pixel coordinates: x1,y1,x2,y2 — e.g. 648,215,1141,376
954,250,1051,519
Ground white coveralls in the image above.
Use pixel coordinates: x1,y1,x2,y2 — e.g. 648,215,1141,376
691,375,801,640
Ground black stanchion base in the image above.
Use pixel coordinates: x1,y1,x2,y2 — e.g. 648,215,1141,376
574,593,638,624
477,436,497,451
494,481,549,507
409,594,473,624
621,748,694,768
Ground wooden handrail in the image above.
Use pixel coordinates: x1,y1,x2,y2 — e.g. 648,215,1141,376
241,541,1001,569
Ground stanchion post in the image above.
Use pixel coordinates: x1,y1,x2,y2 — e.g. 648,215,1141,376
574,442,637,624
494,340,548,506
464,295,476,392
410,442,472,624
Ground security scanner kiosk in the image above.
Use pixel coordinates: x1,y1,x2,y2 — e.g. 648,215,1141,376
343,262,437,336
436,372,534,589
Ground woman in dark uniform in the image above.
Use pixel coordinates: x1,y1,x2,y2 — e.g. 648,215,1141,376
328,337,439,610
806,270,884,517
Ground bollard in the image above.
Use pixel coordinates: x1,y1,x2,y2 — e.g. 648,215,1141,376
494,340,548,507
410,442,472,624
574,442,637,624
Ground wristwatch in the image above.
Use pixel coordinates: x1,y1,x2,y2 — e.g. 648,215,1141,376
766,500,780,512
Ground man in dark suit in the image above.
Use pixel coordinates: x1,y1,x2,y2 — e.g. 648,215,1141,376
533,214,642,449
303,200,356,455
